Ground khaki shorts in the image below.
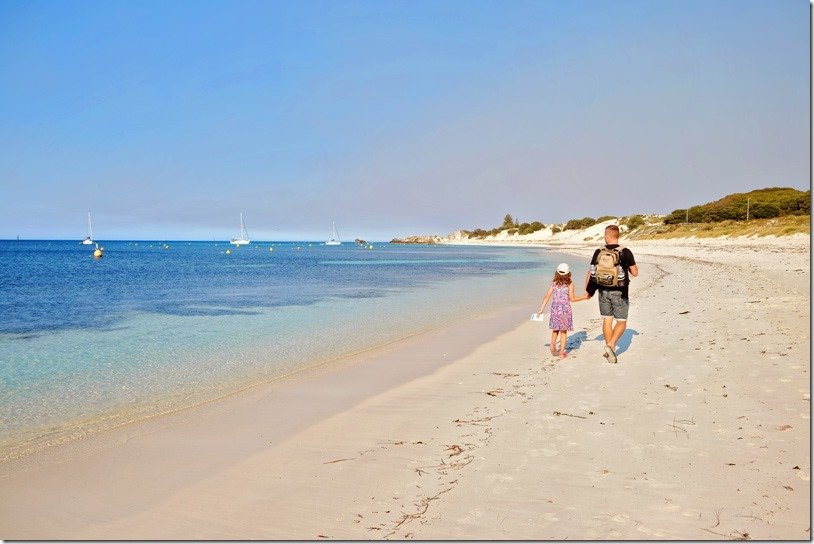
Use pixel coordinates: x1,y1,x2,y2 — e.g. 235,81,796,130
598,289,629,321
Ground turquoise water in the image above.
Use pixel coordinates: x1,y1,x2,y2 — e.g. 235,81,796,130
0,240,581,459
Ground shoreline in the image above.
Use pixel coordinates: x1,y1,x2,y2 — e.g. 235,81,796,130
0,301,518,468
0,244,567,466
0,299,554,537
0,296,541,476
0,235,809,539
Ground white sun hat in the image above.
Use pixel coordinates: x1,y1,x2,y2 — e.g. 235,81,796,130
556,263,570,275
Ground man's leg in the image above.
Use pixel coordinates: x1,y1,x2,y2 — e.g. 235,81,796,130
609,320,627,350
598,291,619,362
602,318,614,347
601,317,617,362
608,292,629,356
599,291,614,347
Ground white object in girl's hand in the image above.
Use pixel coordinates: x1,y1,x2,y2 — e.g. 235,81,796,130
530,313,546,322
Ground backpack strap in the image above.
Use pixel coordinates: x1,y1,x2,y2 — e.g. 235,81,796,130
616,246,626,267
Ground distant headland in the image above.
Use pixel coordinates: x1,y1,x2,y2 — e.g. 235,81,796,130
392,187,810,244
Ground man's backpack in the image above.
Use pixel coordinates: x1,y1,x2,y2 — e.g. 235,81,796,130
593,246,625,287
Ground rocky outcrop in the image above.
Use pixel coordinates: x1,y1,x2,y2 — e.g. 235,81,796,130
390,235,442,244
445,230,470,242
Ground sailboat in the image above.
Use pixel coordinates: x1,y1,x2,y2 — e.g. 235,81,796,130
325,221,341,245
81,211,94,245
230,213,251,245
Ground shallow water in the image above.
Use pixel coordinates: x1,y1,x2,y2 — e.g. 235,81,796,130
0,240,582,459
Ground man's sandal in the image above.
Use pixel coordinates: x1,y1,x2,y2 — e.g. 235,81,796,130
603,344,617,364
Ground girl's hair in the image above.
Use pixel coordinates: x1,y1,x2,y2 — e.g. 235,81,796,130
553,271,572,285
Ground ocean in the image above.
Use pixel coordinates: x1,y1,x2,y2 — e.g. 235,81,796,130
0,240,582,461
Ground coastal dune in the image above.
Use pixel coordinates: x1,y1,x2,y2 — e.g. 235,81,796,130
0,236,809,539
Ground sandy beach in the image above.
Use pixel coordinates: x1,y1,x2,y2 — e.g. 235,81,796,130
0,235,809,540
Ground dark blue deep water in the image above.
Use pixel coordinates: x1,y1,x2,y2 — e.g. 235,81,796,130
1,240,544,336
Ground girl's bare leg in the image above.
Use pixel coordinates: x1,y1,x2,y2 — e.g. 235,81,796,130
550,330,558,355
559,331,568,358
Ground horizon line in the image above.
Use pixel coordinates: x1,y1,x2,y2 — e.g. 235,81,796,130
0,238,392,243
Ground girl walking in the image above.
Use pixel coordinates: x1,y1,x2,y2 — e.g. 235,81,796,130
536,263,589,358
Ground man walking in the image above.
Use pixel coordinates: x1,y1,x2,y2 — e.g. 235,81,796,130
585,224,638,363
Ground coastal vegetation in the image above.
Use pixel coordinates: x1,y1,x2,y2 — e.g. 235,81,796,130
662,187,810,224
453,187,810,241
629,214,809,239
623,215,646,230
564,217,596,230
462,213,546,239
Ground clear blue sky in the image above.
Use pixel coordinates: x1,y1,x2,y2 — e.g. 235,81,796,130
0,0,809,240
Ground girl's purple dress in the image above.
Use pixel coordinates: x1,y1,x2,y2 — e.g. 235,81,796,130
549,283,573,331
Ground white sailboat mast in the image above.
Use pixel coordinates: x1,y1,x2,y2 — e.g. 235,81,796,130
241,213,249,240
325,220,341,244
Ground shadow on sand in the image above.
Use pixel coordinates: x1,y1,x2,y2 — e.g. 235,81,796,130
547,331,590,355
565,331,589,353
592,328,640,355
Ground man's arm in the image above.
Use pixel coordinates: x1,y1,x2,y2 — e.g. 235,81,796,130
625,249,638,277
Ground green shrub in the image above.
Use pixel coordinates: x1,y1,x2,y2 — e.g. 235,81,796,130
625,215,645,229
749,202,781,219
663,209,684,224
665,206,704,224
596,215,616,223
564,217,596,230
502,214,516,228
507,228,518,235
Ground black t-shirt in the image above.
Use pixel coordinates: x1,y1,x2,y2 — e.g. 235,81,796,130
587,244,636,299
